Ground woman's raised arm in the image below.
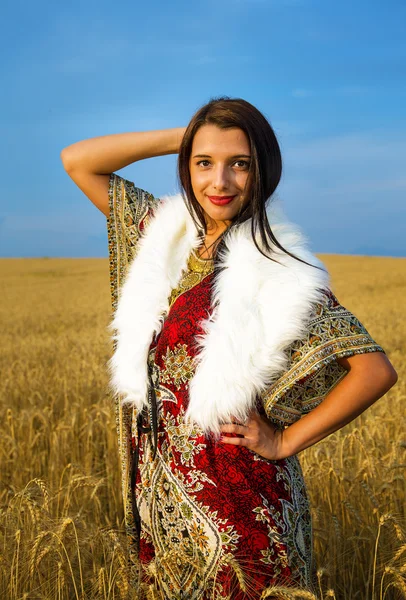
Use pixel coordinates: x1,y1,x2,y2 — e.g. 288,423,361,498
60,128,186,217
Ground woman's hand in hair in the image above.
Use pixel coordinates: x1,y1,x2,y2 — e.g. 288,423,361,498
219,411,291,461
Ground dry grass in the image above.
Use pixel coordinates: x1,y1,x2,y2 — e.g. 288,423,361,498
0,255,405,599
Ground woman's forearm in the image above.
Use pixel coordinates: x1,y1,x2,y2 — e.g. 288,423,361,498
283,352,398,457
60,127,186,174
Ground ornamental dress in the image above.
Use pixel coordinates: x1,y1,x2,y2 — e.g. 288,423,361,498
106,174,385,600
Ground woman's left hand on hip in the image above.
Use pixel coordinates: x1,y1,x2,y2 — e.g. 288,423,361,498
219,411,289,461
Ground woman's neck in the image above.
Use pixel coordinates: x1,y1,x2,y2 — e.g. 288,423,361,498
198,220,229,259
197,234,222,259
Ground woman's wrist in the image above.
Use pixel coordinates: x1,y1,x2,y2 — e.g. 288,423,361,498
278,426,297,459
172,127,187,153
155,127,186,155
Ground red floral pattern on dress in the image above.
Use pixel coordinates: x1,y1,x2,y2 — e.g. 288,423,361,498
134,273,312,599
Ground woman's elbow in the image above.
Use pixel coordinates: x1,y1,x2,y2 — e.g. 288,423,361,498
385,364,398,389
376,355,398,395
352,352,398,396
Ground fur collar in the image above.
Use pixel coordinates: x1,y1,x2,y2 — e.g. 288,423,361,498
108,194,330,436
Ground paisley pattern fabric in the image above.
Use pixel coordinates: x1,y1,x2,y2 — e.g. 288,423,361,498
106,174,385,598
262,288,386,427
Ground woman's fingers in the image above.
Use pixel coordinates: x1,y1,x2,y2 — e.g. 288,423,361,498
230,415,246,425
220,411,285,460
229,411,260,425
220,435,246,446
220,423,248,436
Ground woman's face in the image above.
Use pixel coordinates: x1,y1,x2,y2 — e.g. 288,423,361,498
189,124,251,234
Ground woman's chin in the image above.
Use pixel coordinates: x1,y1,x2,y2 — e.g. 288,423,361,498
203,203,238,225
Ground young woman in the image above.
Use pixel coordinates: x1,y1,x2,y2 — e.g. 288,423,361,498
61,97,398,599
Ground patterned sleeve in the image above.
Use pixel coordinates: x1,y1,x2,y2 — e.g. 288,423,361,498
106,173,160,545
262,288,386,427
107,173,160,313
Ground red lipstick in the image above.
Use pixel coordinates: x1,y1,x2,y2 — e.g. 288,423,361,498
208,195,236,206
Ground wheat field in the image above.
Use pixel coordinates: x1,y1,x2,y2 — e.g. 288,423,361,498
0,255,405,600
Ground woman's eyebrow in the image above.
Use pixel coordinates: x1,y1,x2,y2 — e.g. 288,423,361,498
192,154,251,159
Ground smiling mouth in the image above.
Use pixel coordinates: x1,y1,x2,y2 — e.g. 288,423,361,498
208,195,236,205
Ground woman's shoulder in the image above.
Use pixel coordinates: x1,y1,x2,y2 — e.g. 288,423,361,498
108,173,159,215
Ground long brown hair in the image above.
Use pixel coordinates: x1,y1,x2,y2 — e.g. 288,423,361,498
177,96,325,273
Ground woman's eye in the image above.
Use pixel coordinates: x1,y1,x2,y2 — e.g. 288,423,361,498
234,160,250,169
196,160,250,168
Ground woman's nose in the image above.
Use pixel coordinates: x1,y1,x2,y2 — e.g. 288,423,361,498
213,165,230,190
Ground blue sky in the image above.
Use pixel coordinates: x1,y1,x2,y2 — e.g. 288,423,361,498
1,0,405,257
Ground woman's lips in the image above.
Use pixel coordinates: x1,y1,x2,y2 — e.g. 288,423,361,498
208,195,236,206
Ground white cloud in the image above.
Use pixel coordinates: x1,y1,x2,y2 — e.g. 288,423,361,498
2,211,104,236
278,127,406,248
291,88,314,98
286,129,406,167
320,177,406,195
273,120,314,137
